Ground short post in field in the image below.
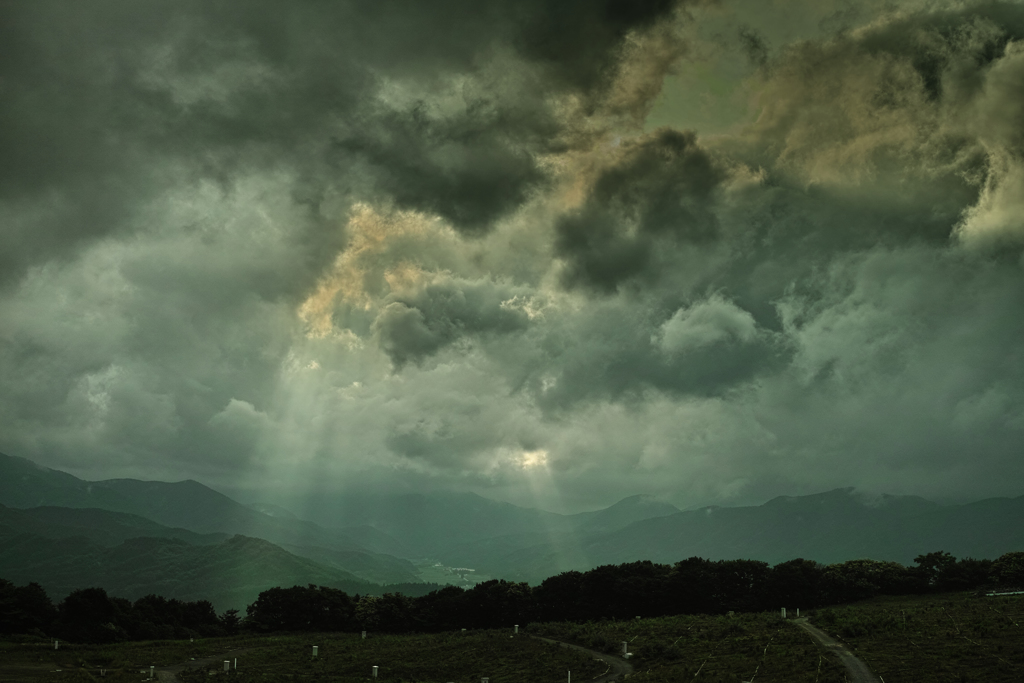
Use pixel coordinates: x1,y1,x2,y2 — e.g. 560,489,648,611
224,660,230,672
149,665,154,679
362,630,367,639
372,665,378,678
781,607,786,619
514,624,518,634
312,645,318,658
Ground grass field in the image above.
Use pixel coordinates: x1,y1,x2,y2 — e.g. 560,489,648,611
0,636,265,682
807,592,1024,682
528,613,849,682
3,592,1022,682
0,630,606,683
179,630,606,683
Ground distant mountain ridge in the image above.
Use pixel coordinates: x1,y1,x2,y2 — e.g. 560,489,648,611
0,454,142,515
567,493,682,533
454,488,1024,583
0,531,402,611
0,453,419,584
3,452,1022,593
277,489,683,558
0,454,684,564
0,504,227,547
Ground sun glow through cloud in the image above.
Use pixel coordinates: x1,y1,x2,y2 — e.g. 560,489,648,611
519,449,549,469
1,0,1024,516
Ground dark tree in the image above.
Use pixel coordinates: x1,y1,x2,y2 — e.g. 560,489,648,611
246,585,356,632
220,608,241,635
666,557,720,614
991,551,1024,589
462,579,535,628
0,580,56,635
412,585,466,631
54,588,128,643
534,571,586,622
765,558,825,609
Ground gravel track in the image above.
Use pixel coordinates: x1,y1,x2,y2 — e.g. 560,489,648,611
530,635,635,682
794,619,881,683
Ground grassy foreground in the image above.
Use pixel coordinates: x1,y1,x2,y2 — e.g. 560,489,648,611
2,592,1021,682
0,630,606,683
0,636,264,682
809,592,1024,682
526,592,1024,682
529,613,848,682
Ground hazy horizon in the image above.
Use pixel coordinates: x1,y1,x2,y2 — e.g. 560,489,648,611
3,0,1024,515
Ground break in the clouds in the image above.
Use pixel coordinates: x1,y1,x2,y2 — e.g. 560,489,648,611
2,0,1024,513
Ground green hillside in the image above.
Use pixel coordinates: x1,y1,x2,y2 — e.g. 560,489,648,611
0,454,419,585
0,533,379,611
0,504,226,547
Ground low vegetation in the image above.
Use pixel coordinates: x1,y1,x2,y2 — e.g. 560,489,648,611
530,612,849,682
1,549,1022,681
2,593,1023,681
179,630,605,683
808,592,1024,682
0,630,605,682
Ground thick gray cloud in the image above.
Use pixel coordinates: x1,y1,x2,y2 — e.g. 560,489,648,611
0,0,687,284
372,276,532,367
2,0,1024,513
555,129,725,292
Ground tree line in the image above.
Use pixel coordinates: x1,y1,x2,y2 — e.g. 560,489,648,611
0,581,227,643
3,550,1022,642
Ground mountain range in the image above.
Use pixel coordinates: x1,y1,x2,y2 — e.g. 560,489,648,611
467,489,1024,582
1,452,1022,608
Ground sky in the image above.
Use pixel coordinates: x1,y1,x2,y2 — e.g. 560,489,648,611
2,0,1024,514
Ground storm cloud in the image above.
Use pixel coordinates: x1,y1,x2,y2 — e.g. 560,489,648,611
1,0,1023,513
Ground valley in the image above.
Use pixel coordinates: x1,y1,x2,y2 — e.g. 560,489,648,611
3,452,1024,612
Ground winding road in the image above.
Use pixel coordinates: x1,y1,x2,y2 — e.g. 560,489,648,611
793,619,881,683
531,636,635,682
154,648,253,682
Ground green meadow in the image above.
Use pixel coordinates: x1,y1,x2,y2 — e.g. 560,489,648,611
3,592,1022,683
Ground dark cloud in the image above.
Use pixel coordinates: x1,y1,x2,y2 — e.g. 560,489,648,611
332,106,552,236
521,295,786,412
0,0,694,288
555,129,726,292
4,0,1024,513
373,278,532,368
737,26,770,68
514,0,680,92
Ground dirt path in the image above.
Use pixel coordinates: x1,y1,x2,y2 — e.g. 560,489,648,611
530,636,634,682
154,648,254,682
794,619,881,683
